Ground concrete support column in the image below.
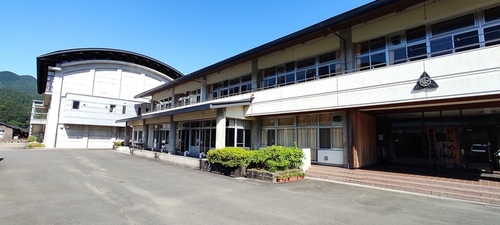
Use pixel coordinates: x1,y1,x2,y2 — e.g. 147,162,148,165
251,118,261,150
142,119,149,148
251,59,259,89
168,116,177,154
215,108,226,149
200,77,207,102
124,122,131,146
339,29,354,73
83,125,90,148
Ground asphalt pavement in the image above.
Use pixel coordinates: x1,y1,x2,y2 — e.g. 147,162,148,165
1,143,499,225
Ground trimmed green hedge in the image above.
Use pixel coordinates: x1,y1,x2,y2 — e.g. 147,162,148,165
250,145,304,172
207,147,254,168
207,145,304,173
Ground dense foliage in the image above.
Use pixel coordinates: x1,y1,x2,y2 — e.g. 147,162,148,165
207,147,254,168
0,71,41,129
250,145,304,172
27,142,45,148
207,145,304,172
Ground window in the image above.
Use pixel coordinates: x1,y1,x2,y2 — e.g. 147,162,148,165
356,36,387,70
485,6,500,22
211,75,251,99
484,25,500,46
109,104,116,113
72,101,80,109
430,14,479,56
122,105,126,114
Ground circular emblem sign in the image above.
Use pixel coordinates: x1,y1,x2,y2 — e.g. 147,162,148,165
419,76,432,87
324,156,329,161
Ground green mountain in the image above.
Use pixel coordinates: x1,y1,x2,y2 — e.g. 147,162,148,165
0,71,38,96
0,71,42,129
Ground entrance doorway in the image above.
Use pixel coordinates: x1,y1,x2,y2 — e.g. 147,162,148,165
376,107,500,172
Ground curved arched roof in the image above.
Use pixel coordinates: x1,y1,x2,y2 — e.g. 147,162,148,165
36,48,184,94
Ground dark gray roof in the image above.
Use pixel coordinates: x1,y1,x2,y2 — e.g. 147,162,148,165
36,48,184,94
0,122,29,133
136,0,426,98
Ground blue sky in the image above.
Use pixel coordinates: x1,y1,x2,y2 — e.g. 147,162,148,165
0,0,372,77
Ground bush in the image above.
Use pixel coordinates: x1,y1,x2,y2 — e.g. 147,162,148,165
250,145,304,172
27,142,45,148
27,136,38,142
207,147,254,168
113,141,122,147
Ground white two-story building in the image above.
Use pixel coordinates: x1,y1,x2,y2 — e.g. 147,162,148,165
32,48,183,148
118,0,500,171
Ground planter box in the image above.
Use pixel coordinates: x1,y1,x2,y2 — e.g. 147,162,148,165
201,160,247,177
246,169,304,183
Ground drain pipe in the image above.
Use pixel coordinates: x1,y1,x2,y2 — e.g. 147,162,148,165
329,28,348,74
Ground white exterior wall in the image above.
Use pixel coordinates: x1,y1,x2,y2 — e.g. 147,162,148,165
248,45,500,116
43,60,173,148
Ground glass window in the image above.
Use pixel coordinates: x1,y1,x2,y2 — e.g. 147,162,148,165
371,52,387,68
406,26,426,43
485,6,500,22
72,101,80,109
296,57,315,69
296,71,306,82
332,127,343,148
236,129,244,147
229,78,240,86
319,52,337,63
484,25,500,46
454,30,479,52
297,116,307,126
122,105,126,114
241,75,252,82
262,118,275,126
319,114,331,126
285,62,295,72
278,117,294,126
276,65,285,74
358,55,370,70
277,128,295,146
370,37,386,52
226,128,235,147
390,47,407,64
359,41,370,55
307,115,317,126
109,104,116,113
430,36,453,56
408,43,427,61
318,65,330,77
305,68,316,79
244,129,251,148
431,14,475,36
267,129,276,146
319,128,331,148
285,73,295,84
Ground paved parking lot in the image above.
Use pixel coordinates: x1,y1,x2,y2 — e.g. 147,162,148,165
1,143,499,225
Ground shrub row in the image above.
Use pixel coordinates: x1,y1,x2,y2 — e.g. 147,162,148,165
207,145,304,172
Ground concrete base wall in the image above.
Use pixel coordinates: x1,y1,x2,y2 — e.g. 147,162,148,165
115,146,200,169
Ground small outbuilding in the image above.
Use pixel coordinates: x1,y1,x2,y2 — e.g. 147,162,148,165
0,122,29,142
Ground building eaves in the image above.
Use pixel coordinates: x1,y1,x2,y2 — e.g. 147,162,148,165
116,97,254,123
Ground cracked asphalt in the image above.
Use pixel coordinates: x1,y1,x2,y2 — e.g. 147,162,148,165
1,143,499,225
